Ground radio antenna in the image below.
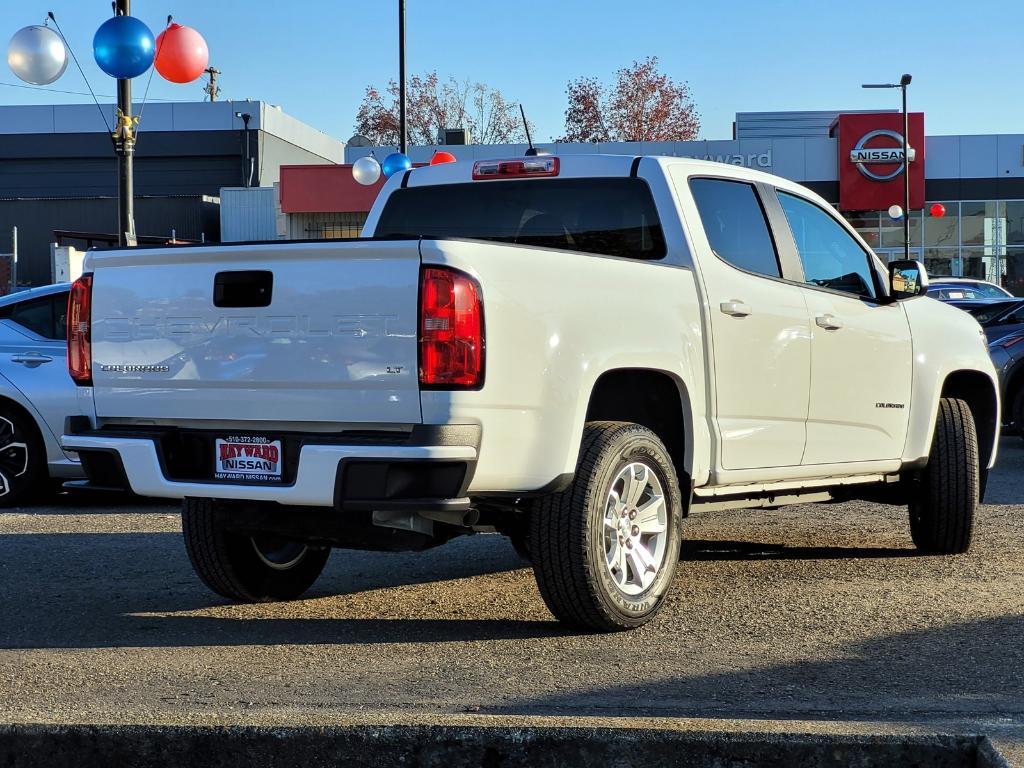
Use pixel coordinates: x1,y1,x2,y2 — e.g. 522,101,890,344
520,104,544,156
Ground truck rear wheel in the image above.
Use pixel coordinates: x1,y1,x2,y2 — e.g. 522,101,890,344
908,397,979,554
181,498,330,602
529,421,683,632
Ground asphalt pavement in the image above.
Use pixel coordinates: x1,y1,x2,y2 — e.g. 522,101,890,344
2,439,1023,761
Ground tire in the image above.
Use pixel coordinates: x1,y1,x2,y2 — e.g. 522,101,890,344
0,404,47,508
908,398,979,554
529,421,683,632
1012,386,1024,440
181,497,330,602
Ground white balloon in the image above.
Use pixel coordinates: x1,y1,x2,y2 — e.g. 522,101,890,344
352,156,382,186
7,25,68,86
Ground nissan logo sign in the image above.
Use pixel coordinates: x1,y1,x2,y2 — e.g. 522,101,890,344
849,129,916,181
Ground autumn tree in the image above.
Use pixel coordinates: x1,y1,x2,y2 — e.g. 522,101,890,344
354,72,530,146
559,57,700,143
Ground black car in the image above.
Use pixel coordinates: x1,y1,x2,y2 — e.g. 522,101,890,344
953,299,1024,342
989,328,1024,435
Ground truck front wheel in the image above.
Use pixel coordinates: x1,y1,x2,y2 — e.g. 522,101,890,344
529,422,683,632
181,498,330,602
908,397,979,555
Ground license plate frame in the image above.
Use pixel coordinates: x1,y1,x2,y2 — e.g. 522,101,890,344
213,436,284,483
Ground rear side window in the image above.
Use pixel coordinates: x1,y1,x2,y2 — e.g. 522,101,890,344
374,178,666,260
0,293,68,340
689,178,780,278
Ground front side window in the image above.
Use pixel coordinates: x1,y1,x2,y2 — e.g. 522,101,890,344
778,191,877,299
689,178,780,278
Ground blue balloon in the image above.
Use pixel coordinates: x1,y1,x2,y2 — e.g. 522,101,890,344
93,16,155,79
381,152,412,179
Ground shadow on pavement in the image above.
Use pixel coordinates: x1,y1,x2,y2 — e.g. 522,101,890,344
985,437,1024,505
0,530,556,649
502,613,1024,721
3,489,177,515
682,539,917,561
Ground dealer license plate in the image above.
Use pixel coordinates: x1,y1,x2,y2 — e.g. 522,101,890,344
214,436,283,482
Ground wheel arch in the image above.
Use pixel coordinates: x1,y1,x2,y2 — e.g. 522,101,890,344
583,368,694,492
941,369,999,471
0,394,48,459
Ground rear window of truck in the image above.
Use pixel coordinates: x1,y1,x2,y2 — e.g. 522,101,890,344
374,177,667,260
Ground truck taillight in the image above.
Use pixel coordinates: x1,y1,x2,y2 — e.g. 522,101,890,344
68,273,93,386
419,267,483,389
471,156,559,180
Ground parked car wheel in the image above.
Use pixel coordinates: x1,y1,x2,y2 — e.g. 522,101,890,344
529,421,683,632
182,497,330,602
1012,386,1024,440
0,404,46,508
908,398,978,554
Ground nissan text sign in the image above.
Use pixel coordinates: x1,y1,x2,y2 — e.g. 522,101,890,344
836,112,925,211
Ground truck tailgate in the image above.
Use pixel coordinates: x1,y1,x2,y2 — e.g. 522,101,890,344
88,240,422,425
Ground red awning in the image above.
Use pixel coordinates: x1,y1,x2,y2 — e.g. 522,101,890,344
278,164,385,214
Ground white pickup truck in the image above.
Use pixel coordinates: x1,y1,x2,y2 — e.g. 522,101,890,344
63,154,999,631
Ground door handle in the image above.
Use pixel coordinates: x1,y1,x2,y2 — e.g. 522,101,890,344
815,314,843,331
12,353,54,366
720,301,752,317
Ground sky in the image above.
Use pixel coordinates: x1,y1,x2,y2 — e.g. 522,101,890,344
2,0,1023,143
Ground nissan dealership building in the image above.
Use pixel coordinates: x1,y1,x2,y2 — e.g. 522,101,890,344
275,109,1024,295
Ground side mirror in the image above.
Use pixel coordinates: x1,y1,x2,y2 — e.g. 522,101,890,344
889,259,929,300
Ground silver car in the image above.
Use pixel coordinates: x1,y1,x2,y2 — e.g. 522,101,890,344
0,283,83,504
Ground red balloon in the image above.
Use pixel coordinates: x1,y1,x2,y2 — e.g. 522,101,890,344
930,203,947,218
430,151,457,165
154,23,209,84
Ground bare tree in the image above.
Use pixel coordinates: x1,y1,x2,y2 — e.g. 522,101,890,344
355,72,530,146
560,57,700,143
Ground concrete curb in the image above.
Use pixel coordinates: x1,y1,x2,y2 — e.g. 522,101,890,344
0,723,1010,767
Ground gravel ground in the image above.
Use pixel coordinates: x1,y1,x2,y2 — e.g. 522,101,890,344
1,441,1022,745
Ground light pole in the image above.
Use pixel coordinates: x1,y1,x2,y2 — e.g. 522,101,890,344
113,0,136,246
398,0,407,154
862,74,913,262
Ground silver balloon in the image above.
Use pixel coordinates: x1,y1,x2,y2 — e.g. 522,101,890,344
8,25,68,86
352,156,382,186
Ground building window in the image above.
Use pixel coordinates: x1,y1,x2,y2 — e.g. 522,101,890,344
1001,202,1024,245
840,200,1024,294
923,201,959,248
1004,247,1024,296
923,247,957,278
880,209,922,249
303,212,368,240
961,246,998,283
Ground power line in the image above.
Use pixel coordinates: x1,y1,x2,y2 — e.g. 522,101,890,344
0,80,192,102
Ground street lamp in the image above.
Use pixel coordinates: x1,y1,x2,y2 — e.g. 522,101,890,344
862,74,913,261
235,112,253,187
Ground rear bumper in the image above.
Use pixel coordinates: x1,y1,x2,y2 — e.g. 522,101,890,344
61,428,478,508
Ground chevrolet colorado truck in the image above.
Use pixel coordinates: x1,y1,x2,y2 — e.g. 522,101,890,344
63,155,1000,631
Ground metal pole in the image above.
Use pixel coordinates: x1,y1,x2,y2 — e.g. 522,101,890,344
10,226,16,293
398,0,407,154
902,80,910,262
244,118,251,187
114,0,136,246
